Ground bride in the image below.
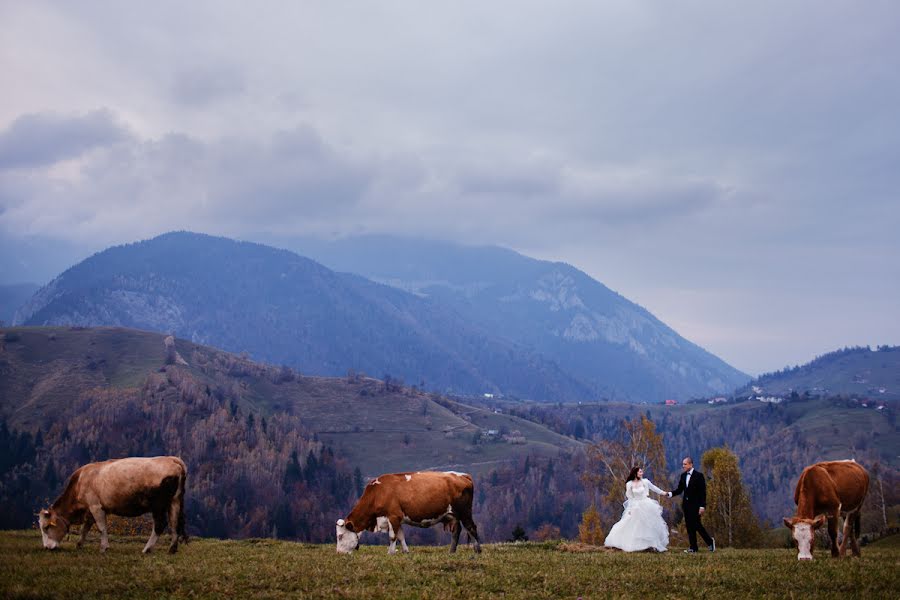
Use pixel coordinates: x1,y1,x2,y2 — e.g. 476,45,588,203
604,466,670,552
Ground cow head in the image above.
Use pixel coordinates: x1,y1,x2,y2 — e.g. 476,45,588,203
336,519,360,554
783,515,826,560
38,509,68,550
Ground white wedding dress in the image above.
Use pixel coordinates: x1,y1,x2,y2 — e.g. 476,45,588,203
604,479,669,552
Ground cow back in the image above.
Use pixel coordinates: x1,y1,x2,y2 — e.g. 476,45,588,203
348,471,474,529
69,456,187,516
794,460,869,517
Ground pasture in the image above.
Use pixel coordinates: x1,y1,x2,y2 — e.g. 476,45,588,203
1,531,897,599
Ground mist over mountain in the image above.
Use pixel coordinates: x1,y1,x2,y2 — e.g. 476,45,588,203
0,284,40,326
281,235,750,401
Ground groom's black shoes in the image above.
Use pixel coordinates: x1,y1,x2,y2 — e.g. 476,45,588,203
709,538,716,552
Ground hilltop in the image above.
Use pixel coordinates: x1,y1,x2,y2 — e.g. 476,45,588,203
739,345,900,401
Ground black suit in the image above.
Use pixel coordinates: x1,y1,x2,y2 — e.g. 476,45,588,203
671,469,713,551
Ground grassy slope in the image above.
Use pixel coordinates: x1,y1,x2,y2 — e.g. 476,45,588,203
0,326,579,477
2,531,898,599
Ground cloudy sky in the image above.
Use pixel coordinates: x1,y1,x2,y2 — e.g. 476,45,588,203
1,1,898,375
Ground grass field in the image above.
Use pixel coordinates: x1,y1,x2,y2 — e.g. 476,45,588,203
2,531,898,599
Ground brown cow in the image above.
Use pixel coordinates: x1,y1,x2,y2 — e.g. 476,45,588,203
783,460,869,560
38,456,188,554
335,471,481,554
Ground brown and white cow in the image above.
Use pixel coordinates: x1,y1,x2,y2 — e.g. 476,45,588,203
336,471,481,554
38,456,188,554
783,459,869,560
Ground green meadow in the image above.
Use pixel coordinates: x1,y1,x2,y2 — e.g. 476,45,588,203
1,531,898,599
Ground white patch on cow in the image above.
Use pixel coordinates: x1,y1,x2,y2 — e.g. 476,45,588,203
445,471,469,477
142,530,159,553
793,523,814,560
376,517,390,533
405,474,412,481
447,504,454,514
371,478,381,485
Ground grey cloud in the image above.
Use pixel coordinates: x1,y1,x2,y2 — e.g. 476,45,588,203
0,115,375,242
170,65,245,107
0,110,130,169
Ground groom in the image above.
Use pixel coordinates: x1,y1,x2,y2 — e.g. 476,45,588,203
668,456,715,553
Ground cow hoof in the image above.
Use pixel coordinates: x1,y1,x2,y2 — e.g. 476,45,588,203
168,545,178,554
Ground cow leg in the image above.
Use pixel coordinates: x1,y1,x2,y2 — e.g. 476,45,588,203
76,513,95,549
839,515,852,557
459,514,482,554
143,510,166,554
89,506,109,552
849,511,862,557
827,514,840,558
396,525,409,553
387,516,403,554
167,497,181,554
449,519,462,553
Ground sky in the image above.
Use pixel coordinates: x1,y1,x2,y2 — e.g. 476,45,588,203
1,1,898,375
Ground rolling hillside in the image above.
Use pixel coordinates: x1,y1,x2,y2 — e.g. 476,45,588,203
0,326,579,477
1,326,896,539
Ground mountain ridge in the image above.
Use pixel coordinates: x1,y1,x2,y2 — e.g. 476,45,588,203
14,231,748,402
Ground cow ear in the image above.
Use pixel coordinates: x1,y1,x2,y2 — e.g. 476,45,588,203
783,518,793,529
336,519,345,527
812,515,826,529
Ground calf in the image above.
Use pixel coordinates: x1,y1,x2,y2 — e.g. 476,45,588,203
38,456,188,554
336,471,481,554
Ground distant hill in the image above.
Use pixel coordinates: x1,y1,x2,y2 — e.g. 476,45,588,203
0,325,581,541
0,326,579,476
12,232,592,402
0,283,39,325
282,234,750,401
739,345,900,401
1,326,895,541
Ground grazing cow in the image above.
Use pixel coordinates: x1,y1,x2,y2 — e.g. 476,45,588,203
335,471,481,554
783,460,869,560
38,456,188,554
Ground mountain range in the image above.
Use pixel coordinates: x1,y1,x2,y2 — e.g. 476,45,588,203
12,231,747,402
